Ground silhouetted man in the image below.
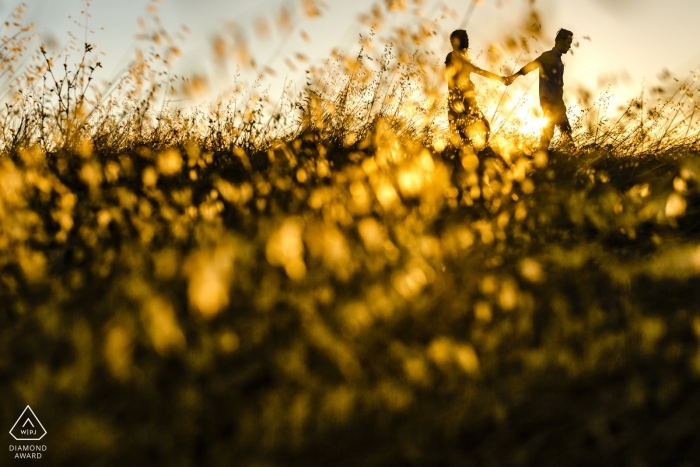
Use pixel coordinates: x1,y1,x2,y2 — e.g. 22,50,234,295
507,29,576,150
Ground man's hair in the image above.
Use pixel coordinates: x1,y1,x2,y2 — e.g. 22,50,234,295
555,28,573,42
450,29,469,50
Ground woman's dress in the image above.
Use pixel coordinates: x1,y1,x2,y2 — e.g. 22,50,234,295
445,51,491,148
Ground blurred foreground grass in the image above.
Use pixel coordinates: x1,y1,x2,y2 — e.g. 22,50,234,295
2,1,700,466
5,124,700,466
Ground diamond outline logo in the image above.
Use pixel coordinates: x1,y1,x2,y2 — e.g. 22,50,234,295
9,406,47,441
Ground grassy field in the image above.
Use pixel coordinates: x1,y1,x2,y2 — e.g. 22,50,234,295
2,2,700,466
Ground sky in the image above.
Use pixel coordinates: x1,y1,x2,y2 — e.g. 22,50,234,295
7,0,700,110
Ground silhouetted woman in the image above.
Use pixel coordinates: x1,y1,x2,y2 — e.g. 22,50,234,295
445,29,505,150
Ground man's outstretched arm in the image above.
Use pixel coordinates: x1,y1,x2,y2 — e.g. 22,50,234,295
505,60,540,85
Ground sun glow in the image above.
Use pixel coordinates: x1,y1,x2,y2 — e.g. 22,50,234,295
472,89,550,157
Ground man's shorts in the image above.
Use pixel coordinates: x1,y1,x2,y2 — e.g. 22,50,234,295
541,98,572,134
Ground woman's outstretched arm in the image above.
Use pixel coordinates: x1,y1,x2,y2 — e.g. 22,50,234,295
470,64,506,84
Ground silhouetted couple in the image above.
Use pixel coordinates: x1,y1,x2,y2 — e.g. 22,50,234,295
446,28,576,151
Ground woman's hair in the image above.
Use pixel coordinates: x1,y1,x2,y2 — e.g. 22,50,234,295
450,29,469,50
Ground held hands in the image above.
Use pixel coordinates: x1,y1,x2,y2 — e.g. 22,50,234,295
503,74,518,86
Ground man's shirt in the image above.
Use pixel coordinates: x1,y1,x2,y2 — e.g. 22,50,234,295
534,48,564,104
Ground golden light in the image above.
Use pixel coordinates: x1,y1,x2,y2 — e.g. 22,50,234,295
265,217,306,280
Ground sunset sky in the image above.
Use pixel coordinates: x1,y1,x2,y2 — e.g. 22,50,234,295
13,0,700,110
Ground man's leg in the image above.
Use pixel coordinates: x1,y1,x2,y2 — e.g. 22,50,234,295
540,101,557,150
556,112,576,150
540,118,556,151
541,99,572,150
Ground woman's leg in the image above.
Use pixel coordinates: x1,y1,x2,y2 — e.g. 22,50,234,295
464,108,490,151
